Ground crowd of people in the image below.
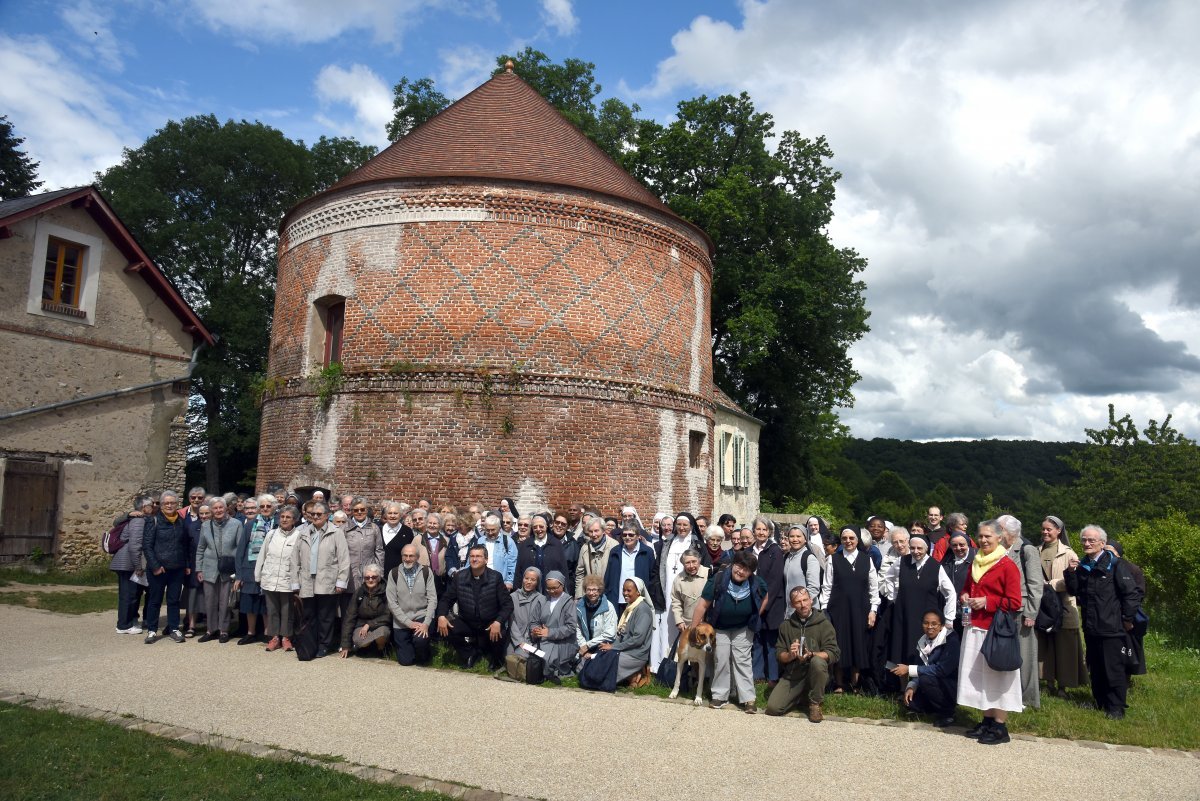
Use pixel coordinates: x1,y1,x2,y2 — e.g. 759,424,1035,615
107,492,1147,742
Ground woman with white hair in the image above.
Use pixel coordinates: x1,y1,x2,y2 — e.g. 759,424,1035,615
339,563,391,657
195,496,241,643
256,504,301,652
233,494,276,645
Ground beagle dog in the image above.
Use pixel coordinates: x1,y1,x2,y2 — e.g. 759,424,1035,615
668,622,716,705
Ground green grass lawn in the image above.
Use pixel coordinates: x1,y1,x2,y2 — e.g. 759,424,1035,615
0,588,118,614
0,564,115,587
0,701,455,801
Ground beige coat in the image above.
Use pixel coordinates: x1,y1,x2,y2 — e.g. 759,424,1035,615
255,526,300,593
291,522,350,597
575,536,617,598
1040,538,1081,629
670,564,711,625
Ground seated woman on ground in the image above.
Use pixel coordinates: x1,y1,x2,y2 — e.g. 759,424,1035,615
576,574,616,666
597,577,655,685
339,563,391,658
891,608,961,727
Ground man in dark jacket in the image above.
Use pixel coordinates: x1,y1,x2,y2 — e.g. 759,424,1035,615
550,512,579,595
1064,524,1144,719
515,515,568,593
141,490,190,644
436,544,514,670
765,587,840,722
604,527,664,612
751,519,786,683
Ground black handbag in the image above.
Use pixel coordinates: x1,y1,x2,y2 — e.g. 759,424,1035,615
525,653,546,684
980,609,1022,672
292,597,319,662
654,632,690,691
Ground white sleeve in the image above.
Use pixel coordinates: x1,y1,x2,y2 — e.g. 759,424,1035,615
819,563,834,609
868,562,880,614
881,560,901,602
938,565,957,622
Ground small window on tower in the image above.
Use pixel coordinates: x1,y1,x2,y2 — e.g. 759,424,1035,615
689,430,705,469
323,300,345,366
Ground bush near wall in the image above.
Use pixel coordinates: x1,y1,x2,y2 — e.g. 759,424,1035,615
1121,510,1200,645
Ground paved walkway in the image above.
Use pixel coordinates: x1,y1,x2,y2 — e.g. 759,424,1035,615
0,604,1197,801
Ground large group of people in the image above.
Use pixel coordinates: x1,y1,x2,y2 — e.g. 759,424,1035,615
108,492,1147,741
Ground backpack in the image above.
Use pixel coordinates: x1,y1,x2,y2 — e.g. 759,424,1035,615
102,519,130,555
1035,582,1064,633
800,549,824,593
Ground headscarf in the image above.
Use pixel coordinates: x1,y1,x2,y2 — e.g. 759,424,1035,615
622,505,646,531
1043,515,1071,550
513,567,543,606
500,497,520,521
674,512,701,541
544,570,567,589
616,576,651,633
947,532,973,565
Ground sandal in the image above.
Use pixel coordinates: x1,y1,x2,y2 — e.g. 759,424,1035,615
184,628,196,638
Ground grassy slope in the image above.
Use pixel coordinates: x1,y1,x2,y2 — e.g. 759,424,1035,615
0,701,454,801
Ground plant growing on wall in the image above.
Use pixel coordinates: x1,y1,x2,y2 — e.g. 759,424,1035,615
313,362,344,411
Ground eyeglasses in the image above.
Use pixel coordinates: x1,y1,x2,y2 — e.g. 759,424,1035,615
518,522,530,528
622,533,638,539
352,507,367,512
554,520,567,526
364,575,380,581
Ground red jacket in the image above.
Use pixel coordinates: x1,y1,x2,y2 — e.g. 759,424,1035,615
961,554,1020,630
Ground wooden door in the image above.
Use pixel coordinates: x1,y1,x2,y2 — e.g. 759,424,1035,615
0,460,60,560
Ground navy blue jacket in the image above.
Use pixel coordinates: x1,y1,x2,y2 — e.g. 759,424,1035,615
144,511,188,573
604,542,665,610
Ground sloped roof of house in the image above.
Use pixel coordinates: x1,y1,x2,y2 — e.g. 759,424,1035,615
713,384,763,427
289,65,711,253
0,186,215,345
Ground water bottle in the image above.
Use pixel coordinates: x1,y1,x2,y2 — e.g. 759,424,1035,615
962,602,972,628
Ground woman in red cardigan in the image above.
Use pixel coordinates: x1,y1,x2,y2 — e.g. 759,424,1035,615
957,519,1022,745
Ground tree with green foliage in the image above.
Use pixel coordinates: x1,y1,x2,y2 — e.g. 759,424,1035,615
628,95,869,499
1059,404,1200,527
0,115,44,200
385,52,869,502
386,77,450,141
97,116,375,489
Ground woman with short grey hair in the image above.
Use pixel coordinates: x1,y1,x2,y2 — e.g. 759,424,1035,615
256,505,302,651
195,497,241,643
339,562,391,658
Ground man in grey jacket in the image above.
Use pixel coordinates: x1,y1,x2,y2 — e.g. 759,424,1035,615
291,504,349,658
388,543,438,665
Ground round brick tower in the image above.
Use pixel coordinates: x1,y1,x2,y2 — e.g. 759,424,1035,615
258,66,716,515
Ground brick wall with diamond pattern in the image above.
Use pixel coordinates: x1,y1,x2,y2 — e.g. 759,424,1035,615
259,180,716,516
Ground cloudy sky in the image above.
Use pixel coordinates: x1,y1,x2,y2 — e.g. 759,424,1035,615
3,0,1197,444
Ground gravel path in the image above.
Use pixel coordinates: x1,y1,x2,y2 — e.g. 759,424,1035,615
0,604,1197,801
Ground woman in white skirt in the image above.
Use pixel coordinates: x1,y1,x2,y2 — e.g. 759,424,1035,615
957,519,1023,745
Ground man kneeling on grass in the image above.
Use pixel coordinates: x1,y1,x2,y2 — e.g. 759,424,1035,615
765,587,839,722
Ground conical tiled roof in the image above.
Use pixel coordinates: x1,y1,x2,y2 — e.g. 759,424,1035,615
312,67,704,244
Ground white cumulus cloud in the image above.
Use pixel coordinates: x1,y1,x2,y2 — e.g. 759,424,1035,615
540,0,578,36
313,63,394,148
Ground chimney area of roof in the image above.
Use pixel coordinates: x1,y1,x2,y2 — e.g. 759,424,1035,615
505,60,514,73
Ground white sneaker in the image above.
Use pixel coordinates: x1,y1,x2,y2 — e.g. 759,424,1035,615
119,625,143,635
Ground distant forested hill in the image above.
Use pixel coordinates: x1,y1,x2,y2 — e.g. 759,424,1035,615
835,438,1084,523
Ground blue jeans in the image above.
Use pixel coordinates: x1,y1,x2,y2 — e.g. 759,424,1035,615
143,567,185,633
753,626,780,682
115,571,145,630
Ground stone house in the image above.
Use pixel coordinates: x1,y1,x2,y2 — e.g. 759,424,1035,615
257,65,759,519
0,186,213,566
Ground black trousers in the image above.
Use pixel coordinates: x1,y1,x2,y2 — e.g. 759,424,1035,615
1084,634,1129,715
393,623,433,666
115,571,145,630
910,675,956,717
448,619,506,667
304,595,340,650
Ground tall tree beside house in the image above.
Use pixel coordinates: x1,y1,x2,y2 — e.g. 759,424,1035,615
386,51,869,501
0,115,44,200
97,116,375,489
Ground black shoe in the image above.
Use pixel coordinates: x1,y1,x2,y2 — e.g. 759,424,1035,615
236,634,256,646
168,629,187,644
218,633,231,644
1105,710,1126,720
487,660,502,672
314,647,328,659
934,716,956,728
978,724,1011,745
197,632,217,643
964,718,993,739
464,655,479,669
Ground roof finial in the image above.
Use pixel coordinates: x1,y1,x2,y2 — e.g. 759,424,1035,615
505,60,514,73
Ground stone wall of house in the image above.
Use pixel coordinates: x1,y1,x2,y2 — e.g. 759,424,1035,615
259,179,717,515
0,203,193,568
